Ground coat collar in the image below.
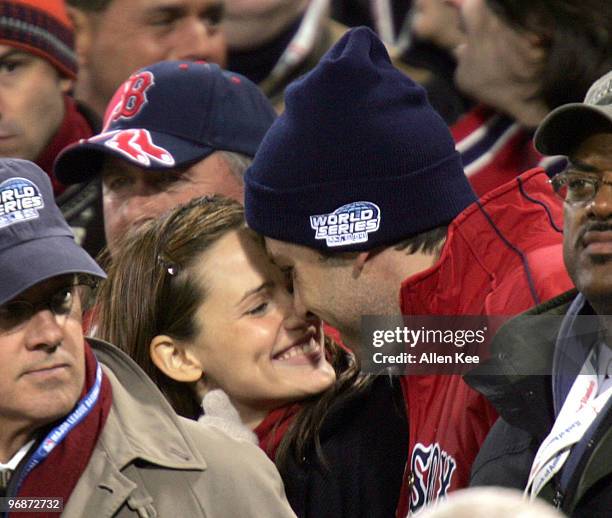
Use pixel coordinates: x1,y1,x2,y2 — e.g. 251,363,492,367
90,338,207,471
465,290,577,438
63,339,207,517
400,168,566,316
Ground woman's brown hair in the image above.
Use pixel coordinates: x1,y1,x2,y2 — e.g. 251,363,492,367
95,195,245,417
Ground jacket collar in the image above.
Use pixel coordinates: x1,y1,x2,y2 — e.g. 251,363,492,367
465,290,577,438
551,294,600,414
400,168,564,316
89,338,207,471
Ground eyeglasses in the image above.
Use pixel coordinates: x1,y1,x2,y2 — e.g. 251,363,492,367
550,172,612,204
0,282,95,336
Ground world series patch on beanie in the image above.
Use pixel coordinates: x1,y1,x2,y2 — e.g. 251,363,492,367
0,0,77,79
244,27,477,252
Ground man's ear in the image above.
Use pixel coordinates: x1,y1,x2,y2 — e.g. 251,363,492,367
352,251,372,279
67,6,96,67
59,77,73,94
150,335,203,383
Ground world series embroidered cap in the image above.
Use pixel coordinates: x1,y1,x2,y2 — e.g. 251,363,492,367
54,60,277,184
535,70,612,156
0,159,105,305
244,27,476,252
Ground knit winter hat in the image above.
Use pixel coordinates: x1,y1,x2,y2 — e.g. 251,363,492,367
244,27,476,252
0,0,76,79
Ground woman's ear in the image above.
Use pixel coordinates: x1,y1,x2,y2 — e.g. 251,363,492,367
150,335,203,383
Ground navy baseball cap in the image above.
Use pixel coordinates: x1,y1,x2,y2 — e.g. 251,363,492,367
0,159,105,305
54,60,277,184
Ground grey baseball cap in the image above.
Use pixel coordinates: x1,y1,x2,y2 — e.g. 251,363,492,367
535,70,612,156
0,159,105,305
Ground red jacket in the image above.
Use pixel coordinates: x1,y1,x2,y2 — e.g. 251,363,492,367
38,95,94,194
396,168,574,515
451,105,566,197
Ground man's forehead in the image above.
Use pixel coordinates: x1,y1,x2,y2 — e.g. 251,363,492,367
264,238,314,264
570,132,612,164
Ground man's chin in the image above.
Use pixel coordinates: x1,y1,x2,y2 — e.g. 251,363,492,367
578,282,612,314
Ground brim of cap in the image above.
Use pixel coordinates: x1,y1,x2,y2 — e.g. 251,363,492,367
54,129,216,185
535,103,612,156
0,235,106,305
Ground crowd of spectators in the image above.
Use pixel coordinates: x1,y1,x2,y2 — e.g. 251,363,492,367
0,1,610,516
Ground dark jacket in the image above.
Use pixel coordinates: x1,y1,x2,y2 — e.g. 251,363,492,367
230,14,430,114
55,100,105,260
465,291,612,517
280,375,408,518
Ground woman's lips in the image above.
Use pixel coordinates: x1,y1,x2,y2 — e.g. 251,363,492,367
272,336,322,365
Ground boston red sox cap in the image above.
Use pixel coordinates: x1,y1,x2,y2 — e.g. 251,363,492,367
0,159,105,305
54,60,277,185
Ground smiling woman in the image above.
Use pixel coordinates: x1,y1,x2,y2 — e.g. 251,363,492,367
93,195,408,518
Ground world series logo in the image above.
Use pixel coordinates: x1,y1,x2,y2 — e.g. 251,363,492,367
310,201,381,247
0,177,44,229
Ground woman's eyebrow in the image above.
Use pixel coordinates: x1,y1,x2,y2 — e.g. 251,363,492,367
238,281,273,304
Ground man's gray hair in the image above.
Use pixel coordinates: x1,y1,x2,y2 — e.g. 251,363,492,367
219,151,253,182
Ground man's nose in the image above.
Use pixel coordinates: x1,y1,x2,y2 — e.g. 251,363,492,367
588,176,612,219
291,285,313,322
170,17,225,63
121,194,158,229
24,309,64,351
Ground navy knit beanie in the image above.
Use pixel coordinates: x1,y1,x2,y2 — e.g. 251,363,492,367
244,27,476,252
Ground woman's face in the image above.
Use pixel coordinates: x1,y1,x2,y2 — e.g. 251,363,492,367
187,228,336,420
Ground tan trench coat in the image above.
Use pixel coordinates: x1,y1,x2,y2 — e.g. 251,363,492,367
61,339,296,518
